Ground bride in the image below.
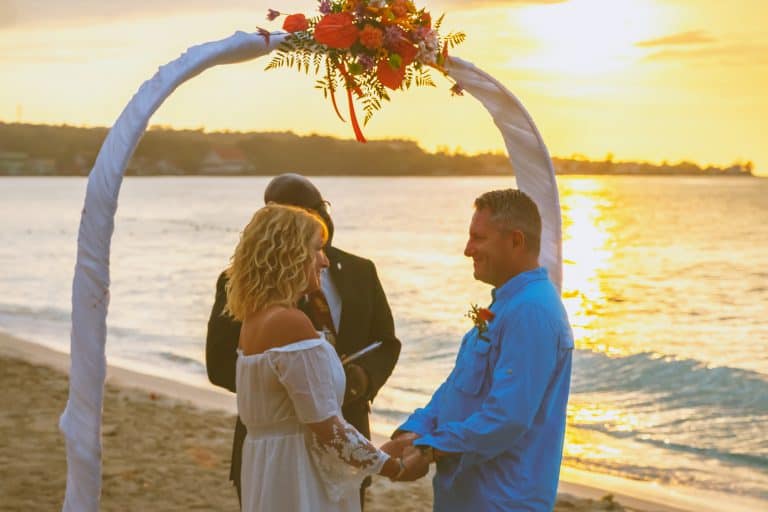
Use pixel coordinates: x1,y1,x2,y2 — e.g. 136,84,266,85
224,204,417,511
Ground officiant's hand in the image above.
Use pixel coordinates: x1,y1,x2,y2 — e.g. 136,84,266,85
343,364,369,405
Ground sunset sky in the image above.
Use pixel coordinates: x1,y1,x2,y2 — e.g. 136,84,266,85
1,0,766,175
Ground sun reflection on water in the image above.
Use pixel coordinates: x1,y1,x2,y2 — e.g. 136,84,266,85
559,178,622,353
564,399,642,461
559,178,645,465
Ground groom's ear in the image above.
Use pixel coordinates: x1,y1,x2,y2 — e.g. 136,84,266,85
501,229,527,251
507,229,526,250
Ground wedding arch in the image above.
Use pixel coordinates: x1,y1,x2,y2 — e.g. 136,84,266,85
59,30,563,511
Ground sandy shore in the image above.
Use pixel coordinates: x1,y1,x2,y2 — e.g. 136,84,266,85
1,331,754,512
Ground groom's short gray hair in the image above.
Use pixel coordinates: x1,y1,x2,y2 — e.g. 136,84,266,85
475,189,541,256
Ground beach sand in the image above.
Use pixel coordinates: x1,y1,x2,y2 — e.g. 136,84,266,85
0,332,738,512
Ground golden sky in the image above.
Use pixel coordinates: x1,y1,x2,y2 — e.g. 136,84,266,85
1,0,766,175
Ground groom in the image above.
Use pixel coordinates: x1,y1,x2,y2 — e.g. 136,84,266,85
206,174,401,506
389,189,573,511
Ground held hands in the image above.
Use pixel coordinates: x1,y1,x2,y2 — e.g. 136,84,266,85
379,432,431,482
397,446,431,481
380,431,419,458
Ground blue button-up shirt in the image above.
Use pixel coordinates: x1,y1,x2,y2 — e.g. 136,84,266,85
399,267,574,511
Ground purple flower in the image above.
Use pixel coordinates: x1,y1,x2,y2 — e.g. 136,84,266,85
357,54,375,71
318,1,332,15
266,9,281,21
384,25,403,46
414,26,430,41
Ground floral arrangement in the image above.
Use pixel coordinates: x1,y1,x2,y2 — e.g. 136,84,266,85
264,0,466,142
466,304,494,340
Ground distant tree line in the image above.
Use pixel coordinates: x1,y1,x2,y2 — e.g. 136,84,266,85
0,122,754,177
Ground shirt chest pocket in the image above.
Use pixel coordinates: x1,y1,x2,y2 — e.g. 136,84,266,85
453,339,492,396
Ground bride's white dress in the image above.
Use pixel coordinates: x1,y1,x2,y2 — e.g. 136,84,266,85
236,336,388,511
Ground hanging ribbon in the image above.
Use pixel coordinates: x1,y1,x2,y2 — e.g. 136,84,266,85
336,62,366,143
346,87,366,143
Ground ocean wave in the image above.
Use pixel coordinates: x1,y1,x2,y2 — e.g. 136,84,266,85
573,350,768,412
572,421,768,470
0,302,70,323
562,454,768,500
155,351,206,373
119,216,238,234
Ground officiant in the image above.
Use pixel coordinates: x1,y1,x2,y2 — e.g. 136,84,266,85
205,173,402,507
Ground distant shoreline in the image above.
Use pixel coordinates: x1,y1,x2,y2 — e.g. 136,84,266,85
0,122,755,178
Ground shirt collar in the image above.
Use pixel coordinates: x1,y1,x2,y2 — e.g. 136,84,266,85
491,267,548,304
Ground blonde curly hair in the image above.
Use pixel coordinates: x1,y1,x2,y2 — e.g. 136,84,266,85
225,203,328,321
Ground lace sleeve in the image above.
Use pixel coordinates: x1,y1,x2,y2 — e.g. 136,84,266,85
267,342,388,501
306,415,389,502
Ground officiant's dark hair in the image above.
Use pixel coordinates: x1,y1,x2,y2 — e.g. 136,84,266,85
475,189,541,256
264,173,334,245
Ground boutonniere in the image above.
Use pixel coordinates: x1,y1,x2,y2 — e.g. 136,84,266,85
465,304,494,341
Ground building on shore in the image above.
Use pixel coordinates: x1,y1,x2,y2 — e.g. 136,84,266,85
0,151,57,175
199,146,252,174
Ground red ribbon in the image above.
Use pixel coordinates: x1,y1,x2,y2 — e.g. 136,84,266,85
336,63,366,143
346,87,366,143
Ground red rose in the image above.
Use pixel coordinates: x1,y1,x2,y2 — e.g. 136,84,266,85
377,58,406,90
314,12,359,49
283,13,309,33
478,308,494,322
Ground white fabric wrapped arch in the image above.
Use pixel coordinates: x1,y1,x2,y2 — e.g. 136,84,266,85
59,30,562,511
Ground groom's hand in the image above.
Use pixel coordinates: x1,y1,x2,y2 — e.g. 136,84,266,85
380,431,419,458
397,448,431,482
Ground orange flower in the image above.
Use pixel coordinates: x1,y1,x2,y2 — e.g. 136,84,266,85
344,0,360,12
314,12,359,49
377,58,406,90
282,13,309,33
477,308,495,322
359,24,384,50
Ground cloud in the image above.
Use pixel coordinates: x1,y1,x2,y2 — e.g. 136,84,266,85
0,0,257,29
636,30,716,48
1,0,571,29
634,30,767,66
644,43,768,65
0,38,130,63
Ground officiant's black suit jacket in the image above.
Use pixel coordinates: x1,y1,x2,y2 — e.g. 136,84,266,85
205,245,401,486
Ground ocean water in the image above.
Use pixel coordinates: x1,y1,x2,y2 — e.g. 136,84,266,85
1,176,766,501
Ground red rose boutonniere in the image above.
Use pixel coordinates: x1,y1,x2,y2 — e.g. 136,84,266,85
466,304,494,341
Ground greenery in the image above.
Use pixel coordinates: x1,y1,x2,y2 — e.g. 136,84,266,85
0,122,754,177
